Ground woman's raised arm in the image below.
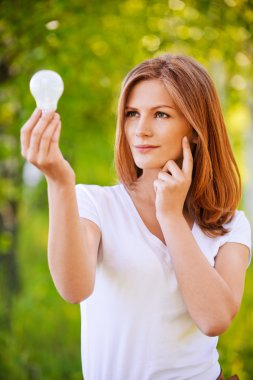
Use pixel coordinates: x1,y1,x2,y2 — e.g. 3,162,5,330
21,109,100,303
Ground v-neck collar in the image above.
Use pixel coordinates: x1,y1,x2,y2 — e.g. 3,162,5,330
120,184,196,251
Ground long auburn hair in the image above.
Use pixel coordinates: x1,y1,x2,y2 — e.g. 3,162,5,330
114,54,241,237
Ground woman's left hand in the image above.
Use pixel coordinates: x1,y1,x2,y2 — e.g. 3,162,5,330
154,136,193,223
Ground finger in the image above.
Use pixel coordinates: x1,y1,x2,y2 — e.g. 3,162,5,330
28,111,55,156
182,136,193,177
21,108,42,155
51,119,61,144
161,160,183,179
38,115,60,161
21,108,41,132
157,173,178,189
154,179,158,193
48,121,62,156
153,179,167,193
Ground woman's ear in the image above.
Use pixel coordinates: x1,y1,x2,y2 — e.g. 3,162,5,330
191,129,199,144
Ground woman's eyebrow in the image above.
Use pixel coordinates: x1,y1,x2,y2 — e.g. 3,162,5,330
125,105,175,110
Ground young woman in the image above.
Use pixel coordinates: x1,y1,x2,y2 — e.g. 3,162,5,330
21,54,251,380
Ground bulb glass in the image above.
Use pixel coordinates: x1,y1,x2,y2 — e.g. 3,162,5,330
30,70,64,111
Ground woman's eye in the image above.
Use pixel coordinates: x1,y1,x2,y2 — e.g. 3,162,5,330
155,111,170,119
125,111,138,118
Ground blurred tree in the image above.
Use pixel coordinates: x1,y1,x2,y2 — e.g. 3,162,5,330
0,13,21,329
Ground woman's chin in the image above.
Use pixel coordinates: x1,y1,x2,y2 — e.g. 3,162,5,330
133,156,176,170
136,163,166,171
135,157,183,171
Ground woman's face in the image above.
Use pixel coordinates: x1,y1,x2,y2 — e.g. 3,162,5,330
124,79,193,171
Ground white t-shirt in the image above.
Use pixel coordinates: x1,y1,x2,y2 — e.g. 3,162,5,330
75,183,251,380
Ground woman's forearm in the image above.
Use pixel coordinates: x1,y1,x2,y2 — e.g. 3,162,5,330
47,180,98,303
160,216,238,336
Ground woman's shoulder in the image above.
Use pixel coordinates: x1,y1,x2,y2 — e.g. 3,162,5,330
75,183,124,205
219,210,251,251
224,210,251,230
75,183,122,196
194,210,251,266
75,183,124,226
195,210,251,247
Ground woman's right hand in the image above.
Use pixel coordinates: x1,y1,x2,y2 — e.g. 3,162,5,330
21,108,75,186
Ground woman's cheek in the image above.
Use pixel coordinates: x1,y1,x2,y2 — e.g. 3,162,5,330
163,142,183,162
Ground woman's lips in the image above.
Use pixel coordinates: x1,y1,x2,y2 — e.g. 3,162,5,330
134,145,159,153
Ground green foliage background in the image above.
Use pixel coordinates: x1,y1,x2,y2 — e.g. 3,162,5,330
0,0,253,379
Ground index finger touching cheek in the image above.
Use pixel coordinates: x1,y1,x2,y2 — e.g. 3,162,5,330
182,136,193,177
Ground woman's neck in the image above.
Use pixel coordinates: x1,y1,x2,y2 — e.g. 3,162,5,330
130,169,159,203
127,169,192,224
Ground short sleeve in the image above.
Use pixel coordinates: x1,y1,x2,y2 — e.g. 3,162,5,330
75,184,101,229
220,211,252,266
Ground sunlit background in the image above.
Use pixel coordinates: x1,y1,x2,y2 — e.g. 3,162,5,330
0,0,253,379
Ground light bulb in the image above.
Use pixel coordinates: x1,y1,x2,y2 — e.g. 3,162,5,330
29,70,64,111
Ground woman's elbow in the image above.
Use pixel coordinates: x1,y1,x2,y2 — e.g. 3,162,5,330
57,283,94,304
200,320,231,337
199,305,239,337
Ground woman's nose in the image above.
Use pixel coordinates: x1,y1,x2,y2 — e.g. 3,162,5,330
135,116,152,137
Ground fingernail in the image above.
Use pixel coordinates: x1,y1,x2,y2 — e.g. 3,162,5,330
42,109,54,117
184,136,188,143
